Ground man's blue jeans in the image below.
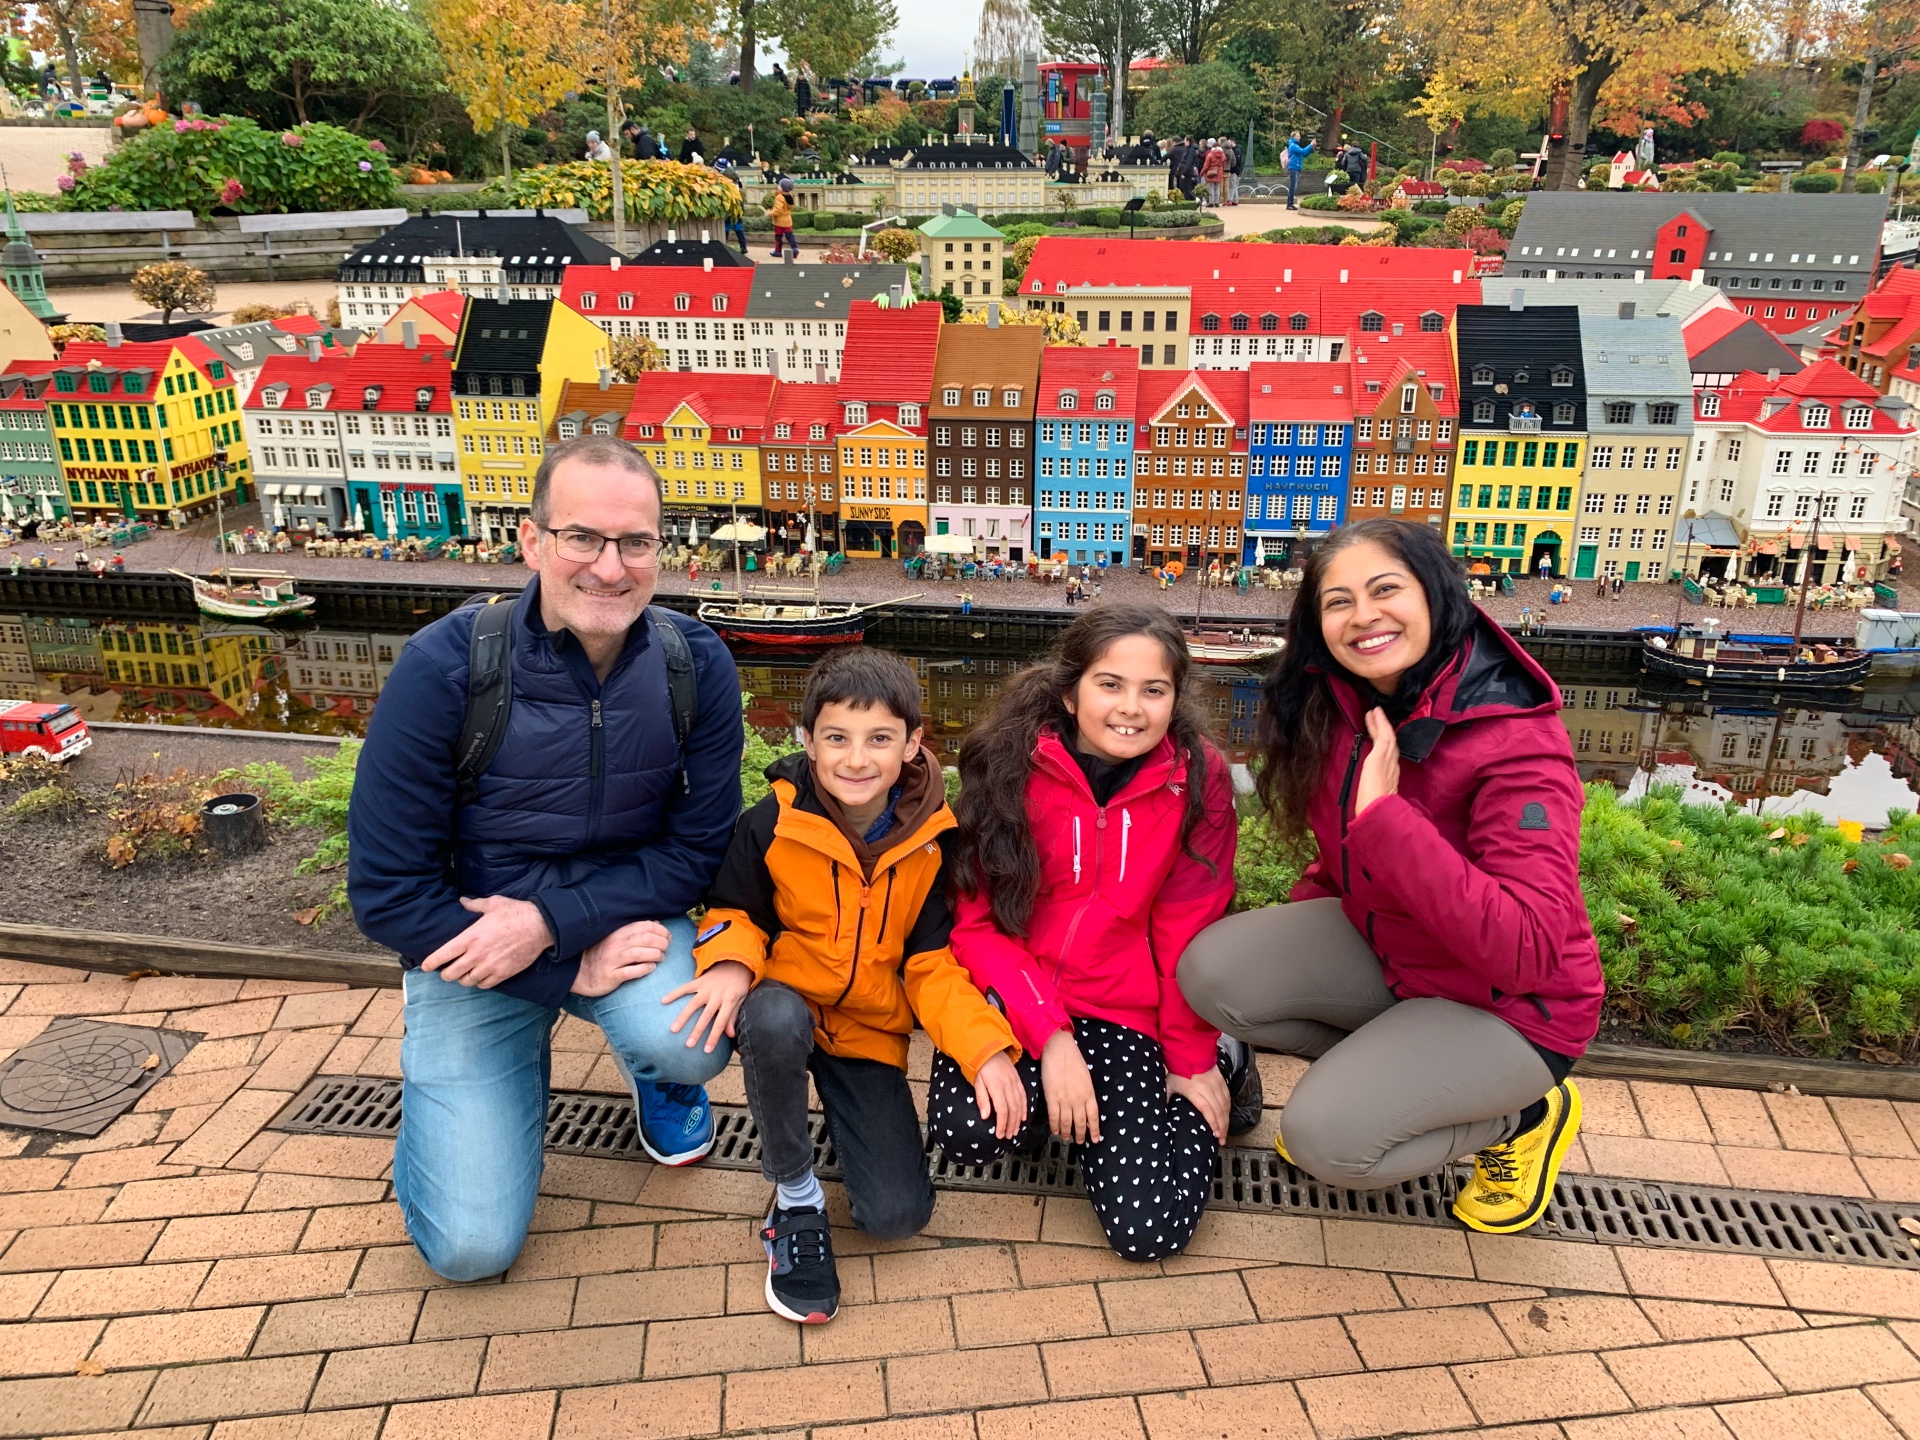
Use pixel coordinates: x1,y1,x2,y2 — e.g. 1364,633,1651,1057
393,915,729,1281
1287,168,1301,206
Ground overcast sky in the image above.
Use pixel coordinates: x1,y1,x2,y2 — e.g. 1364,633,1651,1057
888,7,981,79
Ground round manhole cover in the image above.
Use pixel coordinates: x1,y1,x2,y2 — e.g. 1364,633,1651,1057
0,1034,153,1113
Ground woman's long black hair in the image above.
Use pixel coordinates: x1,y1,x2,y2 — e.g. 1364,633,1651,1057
1255,517,1476,841
951,602,1219,937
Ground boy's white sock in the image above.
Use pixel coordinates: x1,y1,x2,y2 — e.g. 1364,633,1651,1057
776,1171,826,1213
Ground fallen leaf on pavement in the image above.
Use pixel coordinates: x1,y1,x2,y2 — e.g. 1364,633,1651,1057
291,907,321,926
140,1053,159,1070
74,1359,105,1377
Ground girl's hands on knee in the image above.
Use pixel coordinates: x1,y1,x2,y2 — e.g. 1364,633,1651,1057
973,1050,1028,1140
661,960,753,1052
1041,1029,1101,1145
1168,1065,1230,1145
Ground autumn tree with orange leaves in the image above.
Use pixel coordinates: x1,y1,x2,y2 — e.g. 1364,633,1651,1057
28,0,139,95
1394,0,1751,190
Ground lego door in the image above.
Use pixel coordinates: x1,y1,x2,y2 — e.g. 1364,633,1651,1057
1573,544,1597,579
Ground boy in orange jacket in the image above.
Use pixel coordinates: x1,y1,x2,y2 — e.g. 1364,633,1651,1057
666,648,1025,1324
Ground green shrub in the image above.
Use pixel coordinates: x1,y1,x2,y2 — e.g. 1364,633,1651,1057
485,159,742,224
1712,151,1746,168
1002,221,1050,243
1093,208,1124,228
1413,199,1452,216
1792,171,1839,192
1855,172,1888,193
1300,192,1341,211
1488,147,1518,170
66,116,397,217
1233,783,1920,1055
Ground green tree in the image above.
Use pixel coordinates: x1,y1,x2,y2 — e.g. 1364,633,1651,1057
131,261,216,324
166,0,442,127
1136,60,1260,140
1146,0,1246,66
756,0,899,82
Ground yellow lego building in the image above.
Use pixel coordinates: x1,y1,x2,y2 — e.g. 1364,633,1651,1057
624,373,774,543
451,298,609,542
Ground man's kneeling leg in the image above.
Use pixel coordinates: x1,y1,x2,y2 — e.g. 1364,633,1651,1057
393,967,551,1281
582,915,732,1165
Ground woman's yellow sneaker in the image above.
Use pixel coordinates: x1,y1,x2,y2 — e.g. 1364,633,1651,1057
1451,1080,1583,1235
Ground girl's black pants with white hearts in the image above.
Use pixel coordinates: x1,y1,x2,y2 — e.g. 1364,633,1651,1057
926,1015,1218,1262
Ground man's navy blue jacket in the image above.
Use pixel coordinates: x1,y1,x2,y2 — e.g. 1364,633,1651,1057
347,578,743,1008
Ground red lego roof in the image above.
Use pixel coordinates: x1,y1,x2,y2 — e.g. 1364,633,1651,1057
1700,359,1910,434
1680,304,1750,357
1135,367,1250,433
271,314,325,337
1245,361,1353,421
248,353,359,408
561,264,755,318
1037,344,1140,417
0,389,47,412
766,380,840,433
331,349,454,415
1021,239,1480,300
837,301,942,407
623,371,776,436
1345,334,1459,416
1185,278,1467,337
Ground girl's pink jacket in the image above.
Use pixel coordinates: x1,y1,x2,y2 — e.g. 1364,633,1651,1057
951,729,1238,1076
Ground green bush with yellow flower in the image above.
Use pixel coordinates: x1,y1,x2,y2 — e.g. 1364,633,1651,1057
480,160,741,224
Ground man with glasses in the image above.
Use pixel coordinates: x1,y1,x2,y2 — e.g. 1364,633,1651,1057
348,434,742,1281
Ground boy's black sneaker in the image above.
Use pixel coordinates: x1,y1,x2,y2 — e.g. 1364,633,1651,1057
1219,1036,1264,1138
760,1202,839,1324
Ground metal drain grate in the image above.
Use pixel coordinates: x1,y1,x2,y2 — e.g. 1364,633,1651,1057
0,1018,196,1136
274,1076,1920,1271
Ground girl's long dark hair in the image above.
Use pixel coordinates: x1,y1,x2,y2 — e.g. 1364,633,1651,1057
952,602,1219,937
1256,517,1476,842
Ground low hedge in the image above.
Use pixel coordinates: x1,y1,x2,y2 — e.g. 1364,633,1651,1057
1300,193,1341,211
1233,784,1920,1057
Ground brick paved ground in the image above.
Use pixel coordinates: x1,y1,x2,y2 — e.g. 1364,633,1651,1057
8,959,1920,1437
7,506,1915,636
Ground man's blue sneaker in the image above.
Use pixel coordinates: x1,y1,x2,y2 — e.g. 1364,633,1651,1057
633,1081,714,1166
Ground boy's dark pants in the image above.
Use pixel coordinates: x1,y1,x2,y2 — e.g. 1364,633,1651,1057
735,979,934,1240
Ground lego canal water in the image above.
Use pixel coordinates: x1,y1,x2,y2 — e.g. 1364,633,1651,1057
9,589,1920,825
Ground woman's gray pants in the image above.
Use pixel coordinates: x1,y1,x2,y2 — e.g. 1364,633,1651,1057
1178,899,1557,1189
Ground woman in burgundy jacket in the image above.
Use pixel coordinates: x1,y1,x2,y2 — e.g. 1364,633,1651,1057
1179,517,1602,1235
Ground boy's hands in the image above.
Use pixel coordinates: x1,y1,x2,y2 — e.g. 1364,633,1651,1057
1041,1029,1101,1145
662,960,753,1052
1168,1065,1231,1145
572,919,672,997
973,1050,1028,1140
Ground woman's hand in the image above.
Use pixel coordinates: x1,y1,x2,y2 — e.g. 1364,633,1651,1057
973,1050,1029,1141
1041,1029,1101,1145
1354,706,1401,817
660,960,752,1052
1168,1065,1231,1145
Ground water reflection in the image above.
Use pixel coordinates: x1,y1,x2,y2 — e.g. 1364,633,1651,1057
11,603,1920,822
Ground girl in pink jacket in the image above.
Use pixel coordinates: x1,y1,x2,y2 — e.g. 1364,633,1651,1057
930,604,1248,1261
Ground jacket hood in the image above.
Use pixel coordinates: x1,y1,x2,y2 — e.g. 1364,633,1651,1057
1032,725,1186,803
1326,610,1560,761
765,746,951,871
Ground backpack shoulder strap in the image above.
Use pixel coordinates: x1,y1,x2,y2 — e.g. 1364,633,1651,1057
649,605,698,792
453,593,515,805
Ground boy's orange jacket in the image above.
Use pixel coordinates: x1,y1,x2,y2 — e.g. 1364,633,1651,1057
695,750,1017,1081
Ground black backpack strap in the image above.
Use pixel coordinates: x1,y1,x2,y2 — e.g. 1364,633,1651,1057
650,605,698,794
453,593,515,806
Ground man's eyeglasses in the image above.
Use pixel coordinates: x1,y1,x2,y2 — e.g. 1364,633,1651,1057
541,526,663,566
